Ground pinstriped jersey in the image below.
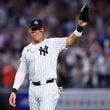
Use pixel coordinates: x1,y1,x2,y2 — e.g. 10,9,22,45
20,38,67,82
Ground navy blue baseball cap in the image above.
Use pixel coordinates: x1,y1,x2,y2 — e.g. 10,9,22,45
29,19,43,31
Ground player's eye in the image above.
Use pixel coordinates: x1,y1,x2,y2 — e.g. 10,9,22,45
31,30,43,34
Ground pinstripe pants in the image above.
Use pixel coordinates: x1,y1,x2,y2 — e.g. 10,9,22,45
29,82,60,110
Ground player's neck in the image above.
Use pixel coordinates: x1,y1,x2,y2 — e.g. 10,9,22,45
32,38,44,44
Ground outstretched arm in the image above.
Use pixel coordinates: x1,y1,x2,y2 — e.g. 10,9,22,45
66,20,87,47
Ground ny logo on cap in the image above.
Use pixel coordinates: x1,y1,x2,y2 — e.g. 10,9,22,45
34,21,38,25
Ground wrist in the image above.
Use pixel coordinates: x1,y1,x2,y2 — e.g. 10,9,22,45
77,25,83,32
74,25,83,37
12,88,17,94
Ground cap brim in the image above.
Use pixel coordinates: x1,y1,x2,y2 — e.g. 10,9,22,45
30,26,42,31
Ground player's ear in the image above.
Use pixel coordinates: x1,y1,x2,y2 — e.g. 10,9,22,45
28,28,32,33
42,28,45,35
41,28,44,31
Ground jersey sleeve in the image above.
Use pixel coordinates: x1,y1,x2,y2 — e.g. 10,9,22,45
13,61,27,90
20,48,27,62
51,37,67,51
13,48,27,90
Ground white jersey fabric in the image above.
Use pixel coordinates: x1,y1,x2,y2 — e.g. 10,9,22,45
13,37,67,90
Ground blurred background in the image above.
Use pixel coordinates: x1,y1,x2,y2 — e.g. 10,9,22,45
0,0,110,110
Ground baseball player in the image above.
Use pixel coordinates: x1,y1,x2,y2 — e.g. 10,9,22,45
9,4,92,110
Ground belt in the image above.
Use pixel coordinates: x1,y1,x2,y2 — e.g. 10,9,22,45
32,78,55,86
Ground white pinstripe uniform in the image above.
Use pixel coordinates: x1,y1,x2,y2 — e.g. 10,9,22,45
17,37,67,110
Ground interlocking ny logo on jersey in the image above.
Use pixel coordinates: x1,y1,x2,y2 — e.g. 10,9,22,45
39,45,48,56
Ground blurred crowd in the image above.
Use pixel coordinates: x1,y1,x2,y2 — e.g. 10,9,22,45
0,0,110,90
